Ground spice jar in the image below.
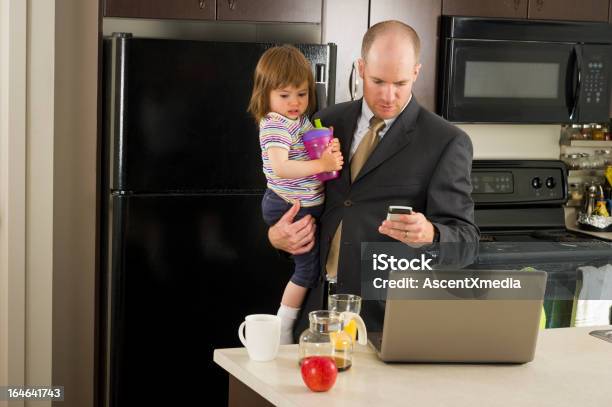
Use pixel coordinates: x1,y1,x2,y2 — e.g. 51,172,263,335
569,182,583,201
604,125,611,141
579,153,592,169
567,124,584,141
592,124,606,141
563,153,582,170
602,150,612,167
590,150,606,170
594,150,612,169
580,124,592,140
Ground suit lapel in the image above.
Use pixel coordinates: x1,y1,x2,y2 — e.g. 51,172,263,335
337,100,362,161
352,97,421,184
334,100,362,191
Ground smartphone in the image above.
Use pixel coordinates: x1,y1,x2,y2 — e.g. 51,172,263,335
386,205,413,221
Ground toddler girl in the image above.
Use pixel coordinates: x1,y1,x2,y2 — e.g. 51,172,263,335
248,45,343,344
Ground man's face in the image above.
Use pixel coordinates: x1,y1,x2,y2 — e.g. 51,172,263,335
358,39,421,120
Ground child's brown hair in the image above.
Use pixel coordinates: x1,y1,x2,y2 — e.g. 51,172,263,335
248,45,316,123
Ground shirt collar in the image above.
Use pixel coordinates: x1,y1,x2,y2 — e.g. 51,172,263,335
361,93,412,134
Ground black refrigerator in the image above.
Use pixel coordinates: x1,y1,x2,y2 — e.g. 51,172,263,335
100,33,336,407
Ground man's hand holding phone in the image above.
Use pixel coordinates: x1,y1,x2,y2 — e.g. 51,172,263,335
379,205,437,243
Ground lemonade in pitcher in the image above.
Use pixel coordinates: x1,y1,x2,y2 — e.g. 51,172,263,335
328,294,362,342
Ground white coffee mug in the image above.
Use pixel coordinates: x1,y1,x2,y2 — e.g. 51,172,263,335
238,314,281,362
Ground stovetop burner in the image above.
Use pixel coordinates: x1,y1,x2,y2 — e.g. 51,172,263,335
480,229,609,244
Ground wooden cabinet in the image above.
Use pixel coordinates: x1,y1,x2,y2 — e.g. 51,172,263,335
370,0,442,112
609,0,612,22
105,0,216,20
528,0,609,22
105,0,322,23
217,0,322,23
442,0,527,18
442,0,611,22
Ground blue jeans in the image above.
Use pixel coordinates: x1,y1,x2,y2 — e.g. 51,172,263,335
261,189,323,288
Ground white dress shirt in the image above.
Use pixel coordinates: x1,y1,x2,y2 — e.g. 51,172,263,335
349,95,411,159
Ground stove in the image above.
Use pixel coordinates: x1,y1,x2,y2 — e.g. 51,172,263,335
469,160,612,327
471,160,611,246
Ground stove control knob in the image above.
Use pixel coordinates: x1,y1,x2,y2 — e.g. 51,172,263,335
531,177,542,189
545,177,556,189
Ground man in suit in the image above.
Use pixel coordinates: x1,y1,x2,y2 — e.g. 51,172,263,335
268,20,479,339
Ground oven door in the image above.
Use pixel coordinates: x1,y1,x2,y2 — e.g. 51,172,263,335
440,39,577,123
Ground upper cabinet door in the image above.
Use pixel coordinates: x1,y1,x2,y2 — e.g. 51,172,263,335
370,0,443,112
217,0,322,23
528,0,610,22
105,0,216,20
442,0,528,18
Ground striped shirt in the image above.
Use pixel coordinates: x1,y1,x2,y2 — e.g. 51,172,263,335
259,112,324,207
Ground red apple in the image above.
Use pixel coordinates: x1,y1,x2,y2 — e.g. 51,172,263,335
300,356,338,392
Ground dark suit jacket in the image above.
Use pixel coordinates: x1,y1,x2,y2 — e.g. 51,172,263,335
293,96,479,340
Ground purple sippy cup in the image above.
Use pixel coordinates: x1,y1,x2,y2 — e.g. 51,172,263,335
302,123,339,182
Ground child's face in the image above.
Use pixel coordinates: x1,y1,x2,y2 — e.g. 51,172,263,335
269,82,309,120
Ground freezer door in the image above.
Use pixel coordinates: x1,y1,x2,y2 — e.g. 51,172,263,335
103,36,336,192
105,193,293,406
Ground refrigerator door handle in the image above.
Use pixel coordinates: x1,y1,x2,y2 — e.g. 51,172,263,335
107,33,132,191
315,63,328,110
316,83,328,110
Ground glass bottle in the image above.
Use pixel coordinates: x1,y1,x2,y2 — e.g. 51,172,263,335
298,310,367,372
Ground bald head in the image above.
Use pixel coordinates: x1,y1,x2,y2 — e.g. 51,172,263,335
357,20,422,120
361,20,420,63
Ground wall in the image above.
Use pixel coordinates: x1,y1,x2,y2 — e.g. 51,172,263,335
1,1,98,406
322,0,369,103
0,1,27,405
26,1,55,405
52,0,99,405
459,124,561,159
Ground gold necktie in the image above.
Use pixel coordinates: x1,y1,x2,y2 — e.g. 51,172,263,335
325,116,386,281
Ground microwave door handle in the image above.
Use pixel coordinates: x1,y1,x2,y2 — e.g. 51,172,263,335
569,46,583,121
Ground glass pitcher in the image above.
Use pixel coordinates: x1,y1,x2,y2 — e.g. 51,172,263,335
328,294,362,342
298,310,367,372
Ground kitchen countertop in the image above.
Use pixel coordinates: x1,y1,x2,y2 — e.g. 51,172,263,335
564,207,612,241
214,326,612,407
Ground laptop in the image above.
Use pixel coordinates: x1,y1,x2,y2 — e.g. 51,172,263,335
367,269,547,363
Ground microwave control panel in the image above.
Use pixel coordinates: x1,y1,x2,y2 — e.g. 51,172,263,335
584,61,606,105
579,44,611,122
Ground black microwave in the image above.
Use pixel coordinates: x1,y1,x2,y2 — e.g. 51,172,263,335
438,16,612,123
